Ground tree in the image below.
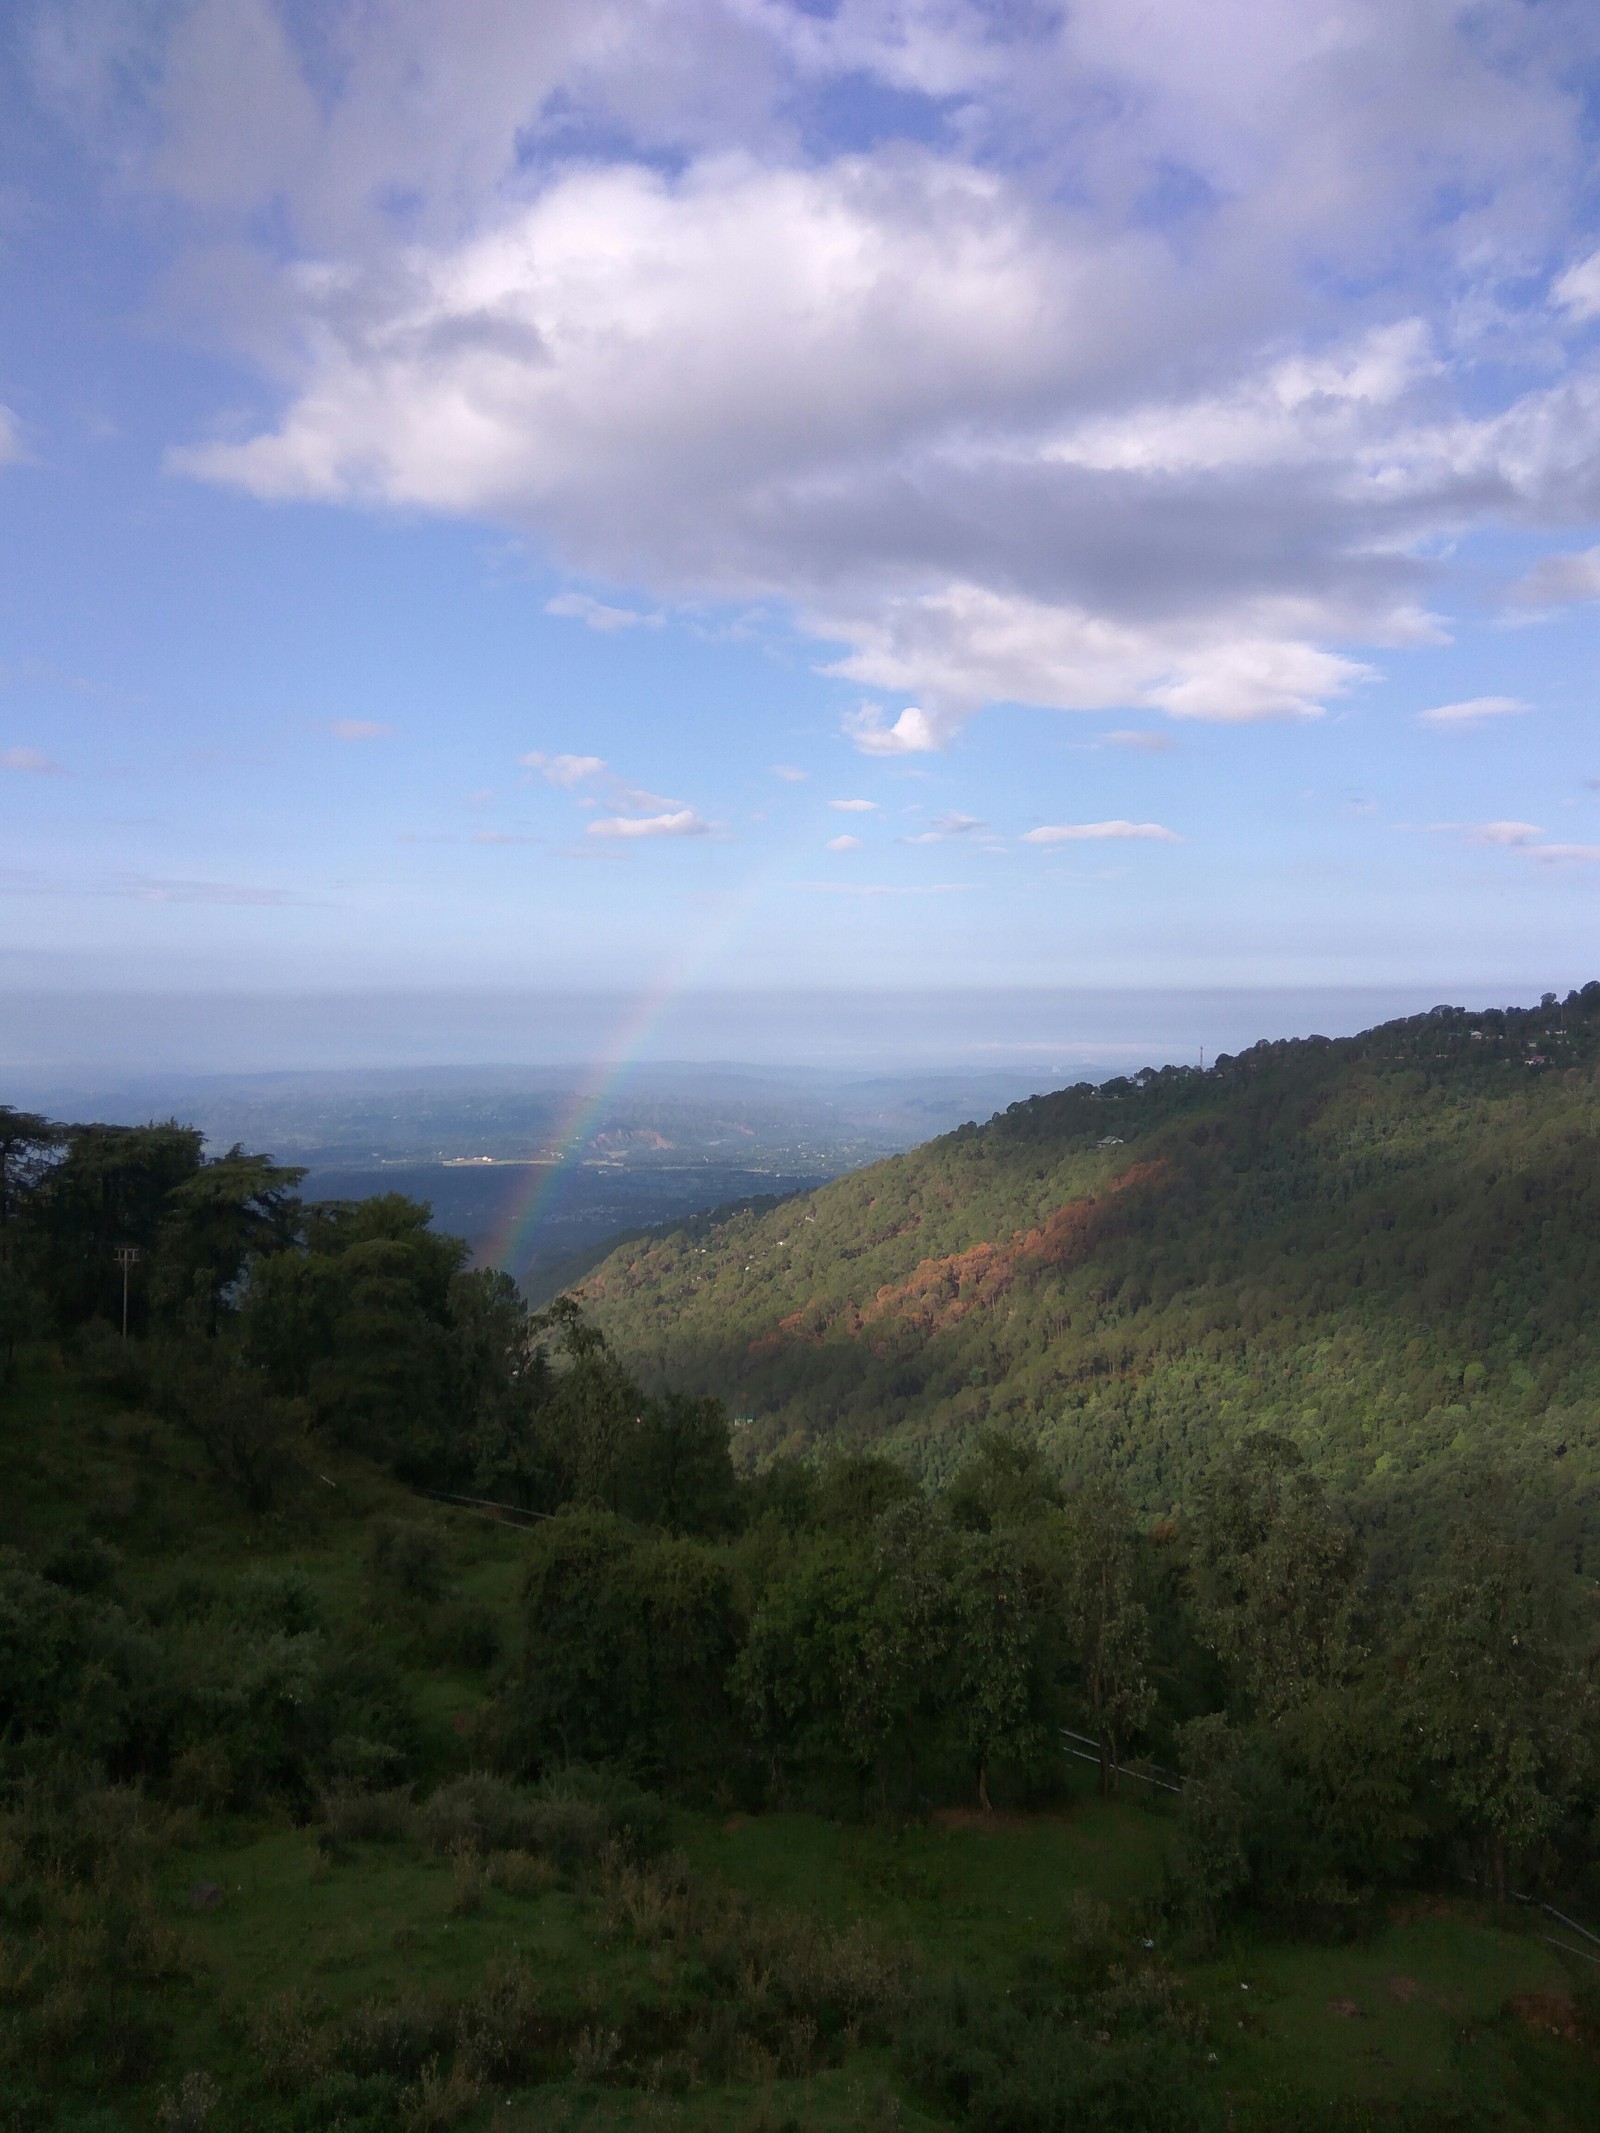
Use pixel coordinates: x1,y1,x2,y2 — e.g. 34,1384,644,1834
621,1390,741,1536
946,1429,1063,1533
242,1194,468,1469
1188,1434,1360,1718
1058,1490,1155,1793
29,1121,204,1329
507,1510,741,1784
150,1145,305,1335
150,1343,306,1512
949,1528,1041,1809
0,1106,61,1258
1402,1521,1598,1901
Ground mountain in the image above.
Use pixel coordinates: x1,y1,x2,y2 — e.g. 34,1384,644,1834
581,988,1600,1569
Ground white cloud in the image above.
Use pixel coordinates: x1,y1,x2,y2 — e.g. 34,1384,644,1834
1416,696,1530,729
1468,821,1543,845
829,797,877,812
904,812,984,844
472,830,537,844
546,590,662,631
1023,820,1182,844
79,1,1600,744
587,809,711,838
1450,819,1600,862
772,764,808,781
331,717,391,740
521,751,607,787
0,407,23,468
828,585,1371,739
1103,730,1175,752
825,833,862,852
844,704,946,756
1510,547,1600,608
1553,249,1600,322
1,746,61,772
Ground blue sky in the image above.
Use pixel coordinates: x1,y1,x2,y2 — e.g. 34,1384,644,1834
3,1,1600,1053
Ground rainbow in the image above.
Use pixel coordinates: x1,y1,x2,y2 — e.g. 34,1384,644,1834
480,974,683,1278
481,823,825,1280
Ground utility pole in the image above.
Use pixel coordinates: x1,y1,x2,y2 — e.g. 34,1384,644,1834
112,1246,142,1340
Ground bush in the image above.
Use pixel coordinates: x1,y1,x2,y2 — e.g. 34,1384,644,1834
415,1773,547,1858
415,1768,668,1870
230,1568,323,1637
40,1530,123,1596
71,1320,152,1405
337,1991,456,2079
454,1960,546,2083
369,1520,450,1606
321,1786,412,1844
896,1973,1209,2133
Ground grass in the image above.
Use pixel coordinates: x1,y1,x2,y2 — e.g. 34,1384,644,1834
119,1803,1592,2129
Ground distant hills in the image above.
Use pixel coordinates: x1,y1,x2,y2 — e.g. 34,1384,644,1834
582,989,1600,1571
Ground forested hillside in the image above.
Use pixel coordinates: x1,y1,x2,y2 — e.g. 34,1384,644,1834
4,1072,1600,2127
582,989,1600,1567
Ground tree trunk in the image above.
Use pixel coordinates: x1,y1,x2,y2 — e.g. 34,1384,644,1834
977,1758,992,1813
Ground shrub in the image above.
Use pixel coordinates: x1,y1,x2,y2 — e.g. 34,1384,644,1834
369,1520,450,1606
250,1990,334,2095
40,1530,123,1596
230,1567,323,1637
337,1991,457,2079
416,1768,668,1871
321,1786,412,1844
157,2070,222,2133
454,1959,545,2083
415,1773,545,1858
896,1972,1209,2133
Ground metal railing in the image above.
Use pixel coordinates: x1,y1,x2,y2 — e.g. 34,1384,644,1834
1061,1726,1183,1793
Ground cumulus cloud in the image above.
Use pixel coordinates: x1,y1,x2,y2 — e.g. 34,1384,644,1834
1023,820,1182,844
521,751,608,787
1451,820,1600,861
825,833,861,852
1,746,61,772
904,812,984,844
772,764,808,782
1469,820,1544,846
1553,249,1600,322
1416,696,1530,729
63,0,1600,742
829,797,877,812
1103,731,1176,752
546,591,662,631
331,718,390,740
828,586,1372,744
843,705,946,756
587,808,710,838
1510,547,1600,609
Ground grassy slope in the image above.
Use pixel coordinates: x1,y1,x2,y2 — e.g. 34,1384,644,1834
6,1357,1599,2129
578,1002,1600,1561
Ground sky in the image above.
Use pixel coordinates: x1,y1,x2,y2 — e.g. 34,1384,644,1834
3,1,1600,1064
